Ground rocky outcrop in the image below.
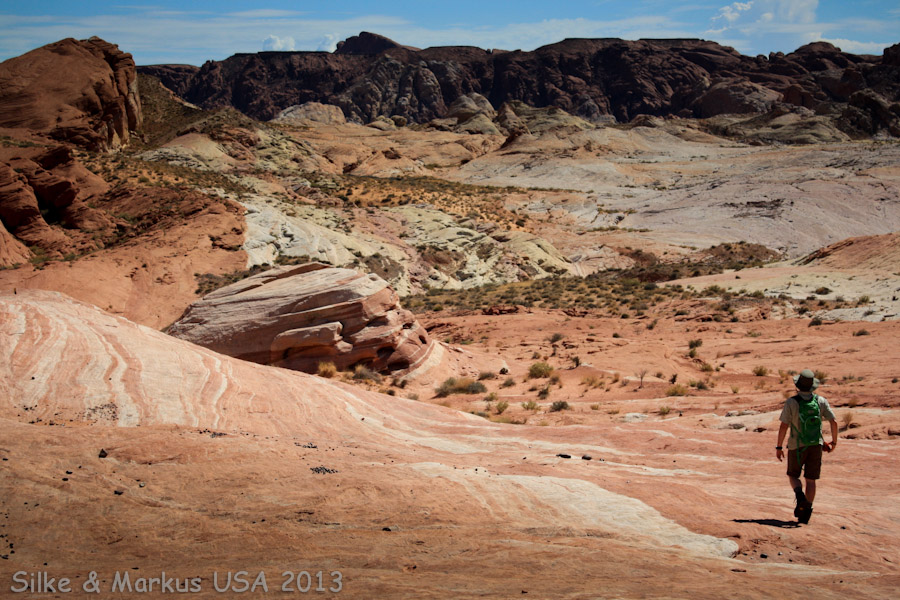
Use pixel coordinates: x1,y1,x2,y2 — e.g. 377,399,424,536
0,146,114,263
272,102,347,125
0,37,142,151
139,35,899,135
168,263,435,375
0,218,29,266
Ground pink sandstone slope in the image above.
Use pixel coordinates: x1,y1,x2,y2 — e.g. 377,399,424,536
1,291,899,598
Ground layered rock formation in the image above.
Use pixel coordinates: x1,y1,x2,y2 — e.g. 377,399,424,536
140,34,900,135
0,145,113,264
0,37,142,151
168,263,435,375
272,101,347,125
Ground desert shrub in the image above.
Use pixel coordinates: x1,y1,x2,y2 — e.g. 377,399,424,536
731,385,740,394
478,371,498,380
809,317,823,327
501,377,516,388
700,362,714,372
548,332,565,343
581,375,603,388
814,370,828,384
435,377,486,397
495,400,509,415
353,364,382,382
688,339,703,349
815,287,831,295
696,380,710,391
537,386,551,399
688,348,698,359
521,400,540,411
528,362,554,379
666,384,688,396
549,401,570,412
658,405,671,416
484,392,498,404
590,404,600,410
549,373,561,386
317,361,337,378
752,365,769,377
853,329,870,336
840,411,855,431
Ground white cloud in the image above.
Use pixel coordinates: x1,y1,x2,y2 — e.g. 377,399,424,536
262,35,295,51
316,34,339,52
714,2,754,25
816,37,893,54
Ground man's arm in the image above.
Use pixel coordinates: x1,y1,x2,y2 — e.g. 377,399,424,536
776,422,789,461
825,419,838,452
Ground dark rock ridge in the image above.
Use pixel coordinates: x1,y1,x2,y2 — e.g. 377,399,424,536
139,33,900,135
0,37,142,151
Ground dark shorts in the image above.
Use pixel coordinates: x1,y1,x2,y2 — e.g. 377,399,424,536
787,445,823,480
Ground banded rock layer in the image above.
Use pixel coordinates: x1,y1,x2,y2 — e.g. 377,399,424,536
168,263,435,375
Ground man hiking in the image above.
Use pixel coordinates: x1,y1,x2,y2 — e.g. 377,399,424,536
775,369,838,524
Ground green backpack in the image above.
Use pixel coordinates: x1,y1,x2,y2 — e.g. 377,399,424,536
794,394,822,448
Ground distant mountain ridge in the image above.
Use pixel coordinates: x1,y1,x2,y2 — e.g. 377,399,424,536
139,32,900,136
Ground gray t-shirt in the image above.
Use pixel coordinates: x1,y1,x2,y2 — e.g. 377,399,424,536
779,392,836,450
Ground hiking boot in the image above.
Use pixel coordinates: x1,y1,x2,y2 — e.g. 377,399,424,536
798,505,813,524
793,487,810,517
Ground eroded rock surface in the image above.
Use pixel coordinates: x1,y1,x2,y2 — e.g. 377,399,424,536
168,263,434,375
0,37,142,151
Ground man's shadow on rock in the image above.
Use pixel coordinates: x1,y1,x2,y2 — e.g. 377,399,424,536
733,518,800,529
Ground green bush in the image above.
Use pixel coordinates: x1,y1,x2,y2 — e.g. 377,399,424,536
435,377,487,397
666,384,688,396
549,401,569,412
521,400,540,411
528,362,554,379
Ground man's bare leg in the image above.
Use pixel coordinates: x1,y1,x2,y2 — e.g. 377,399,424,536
805,479,816,503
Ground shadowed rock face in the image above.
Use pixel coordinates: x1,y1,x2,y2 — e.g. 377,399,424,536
0,37,142,151
168,263,435,376
140,35,899,134
0,146,114,264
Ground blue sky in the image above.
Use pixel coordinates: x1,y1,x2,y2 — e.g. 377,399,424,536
1,1,897,65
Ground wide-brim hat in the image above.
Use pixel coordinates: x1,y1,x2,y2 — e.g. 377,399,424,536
794,369,820,392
